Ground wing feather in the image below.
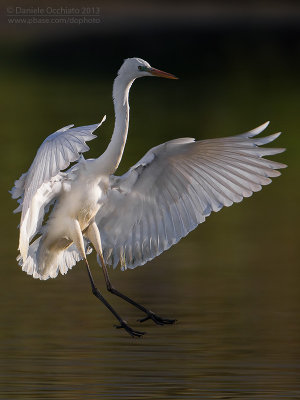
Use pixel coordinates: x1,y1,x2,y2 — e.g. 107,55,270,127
95,123,286,270
11,117,106,259
18,237,92,280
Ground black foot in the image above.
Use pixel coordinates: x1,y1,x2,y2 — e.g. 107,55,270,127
115,320,146,337
138,311,177,325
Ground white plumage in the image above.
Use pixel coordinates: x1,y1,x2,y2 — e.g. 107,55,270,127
11,57,286,336
97,125,286,271
12,120,105,263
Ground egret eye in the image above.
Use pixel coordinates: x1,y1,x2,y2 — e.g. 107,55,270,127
138,66,147,71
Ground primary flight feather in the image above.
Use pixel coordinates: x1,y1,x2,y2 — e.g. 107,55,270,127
11,57,286,337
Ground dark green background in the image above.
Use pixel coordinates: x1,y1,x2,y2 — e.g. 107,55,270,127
1,2,299,398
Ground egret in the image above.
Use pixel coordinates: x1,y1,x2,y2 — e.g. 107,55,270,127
11,57,286,337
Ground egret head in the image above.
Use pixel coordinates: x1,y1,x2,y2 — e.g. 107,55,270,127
118,57,178,81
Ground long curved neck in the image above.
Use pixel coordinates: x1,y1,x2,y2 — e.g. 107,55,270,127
96,74,134,175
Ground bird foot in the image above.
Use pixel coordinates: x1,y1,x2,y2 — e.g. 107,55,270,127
115,320,145,337
138,311,176,325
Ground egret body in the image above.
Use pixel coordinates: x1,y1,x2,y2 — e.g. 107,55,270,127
11,58,286,337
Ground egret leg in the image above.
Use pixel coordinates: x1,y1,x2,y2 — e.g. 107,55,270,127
86,222,176,326
71,220,145,337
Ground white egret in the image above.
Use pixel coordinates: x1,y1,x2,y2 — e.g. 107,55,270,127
11,57,286,337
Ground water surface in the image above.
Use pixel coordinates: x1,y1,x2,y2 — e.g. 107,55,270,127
1,29,299,399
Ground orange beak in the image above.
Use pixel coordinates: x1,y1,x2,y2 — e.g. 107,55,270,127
149,68,178,79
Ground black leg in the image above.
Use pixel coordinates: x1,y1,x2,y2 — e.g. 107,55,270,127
84,260,145,337
100,258,176,326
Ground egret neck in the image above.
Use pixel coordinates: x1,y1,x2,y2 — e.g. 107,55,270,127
93,74,134,176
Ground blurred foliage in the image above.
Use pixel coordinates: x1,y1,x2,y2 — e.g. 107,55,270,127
1,25,298,266
1,21,299,398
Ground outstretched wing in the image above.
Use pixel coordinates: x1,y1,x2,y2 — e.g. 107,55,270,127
95,122,286,270
11,117,106,259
